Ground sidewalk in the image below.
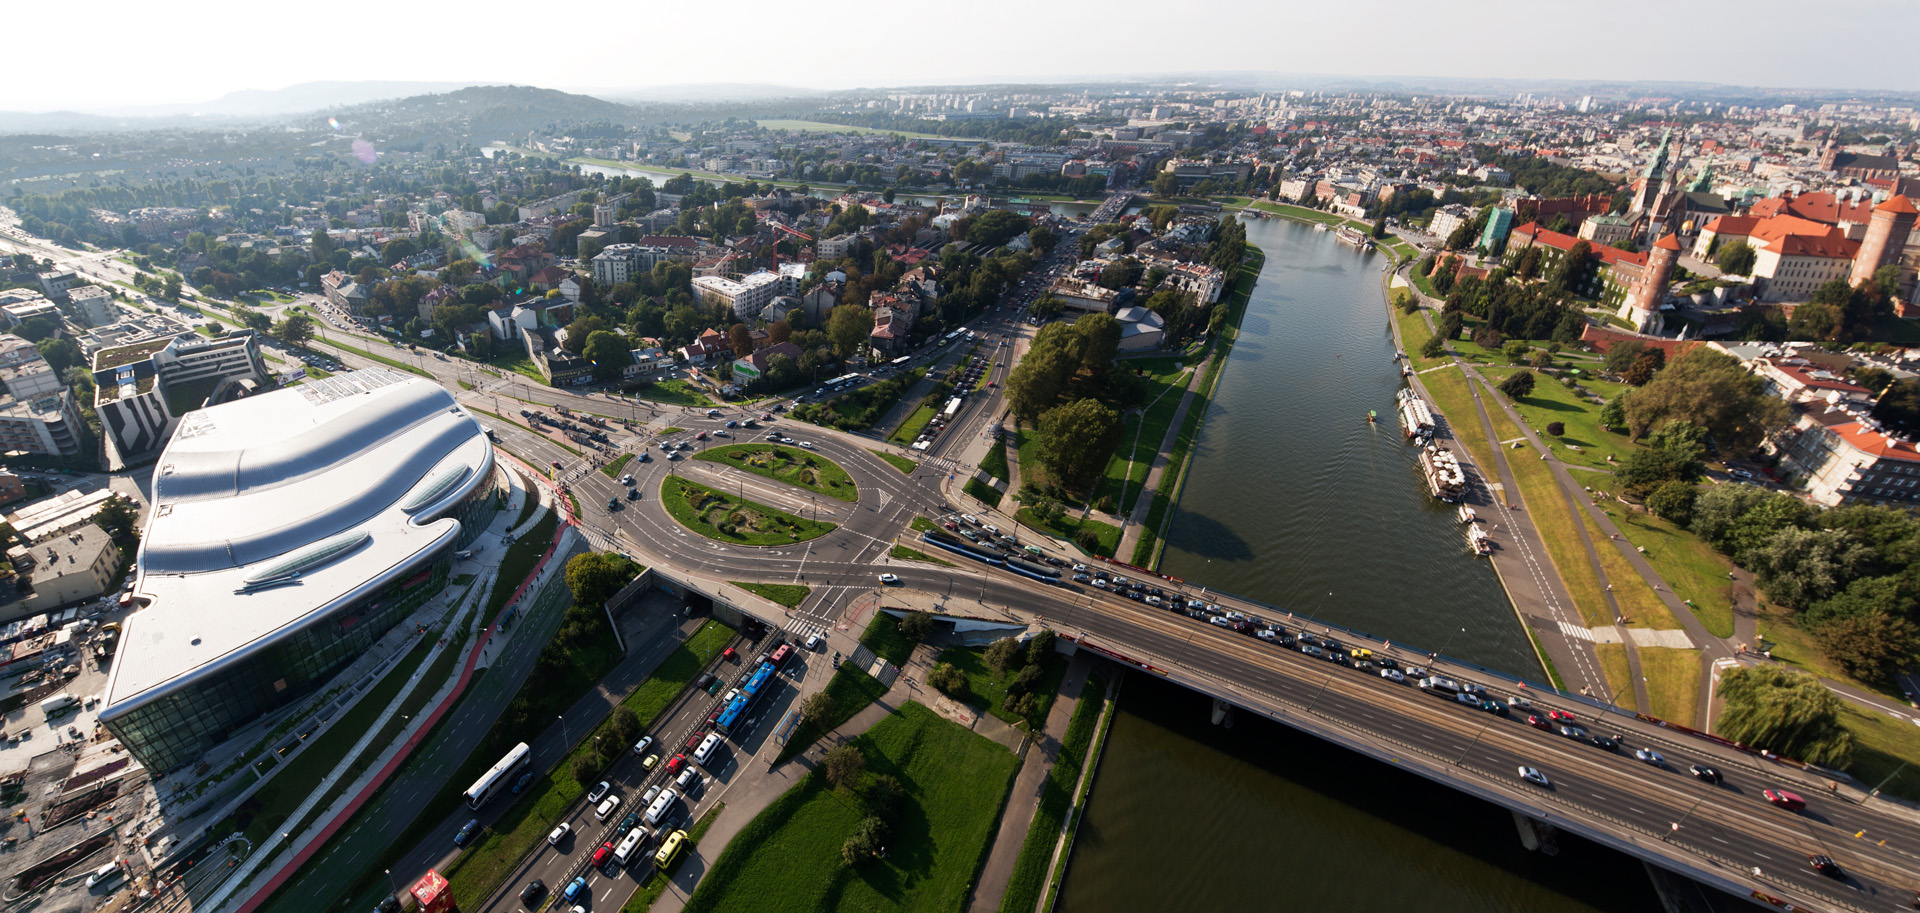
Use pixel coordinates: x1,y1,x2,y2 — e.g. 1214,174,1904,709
966,651,1096,913
1113,358,1208,562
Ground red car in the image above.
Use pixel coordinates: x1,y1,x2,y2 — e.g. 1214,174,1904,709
665,753,687,775
1546,710,1578,724
550,460,564,469
592,840,614,866
695,431,707,440
722,647,737,662
1764,789,1806,810
1526,715,1554,731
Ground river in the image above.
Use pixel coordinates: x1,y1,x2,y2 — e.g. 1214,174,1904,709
1054,217,1658,913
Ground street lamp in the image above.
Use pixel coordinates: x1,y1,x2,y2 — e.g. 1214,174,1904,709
1433,626,1466,664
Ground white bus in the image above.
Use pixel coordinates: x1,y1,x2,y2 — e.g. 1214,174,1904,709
463,742,531,809
644,787,679,826
613,827,649,867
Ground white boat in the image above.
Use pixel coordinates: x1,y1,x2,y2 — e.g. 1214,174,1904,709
1457,505,1477,524
1420,444,1467,502
1467,524,1492,556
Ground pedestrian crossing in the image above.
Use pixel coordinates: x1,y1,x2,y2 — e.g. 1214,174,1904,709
785,618,828,642
1558,620,1595,642
919,456,957,474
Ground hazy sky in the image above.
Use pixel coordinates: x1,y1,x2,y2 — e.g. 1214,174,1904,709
14,0,1918,112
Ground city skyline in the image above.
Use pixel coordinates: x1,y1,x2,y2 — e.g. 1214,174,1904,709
10,0,1919,114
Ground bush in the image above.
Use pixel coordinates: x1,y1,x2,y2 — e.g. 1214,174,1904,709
1646,479,1698,526
1498,370,1536,399
1420,335,1445,359
1545,421,1565,437
570,755,598,786
1026,629,1056,665
899,610,934,643
802,691,836,728
1074,528,1100,552
1503,340,1530,364
985,636,1020,676
927,662,967,697
823,744,865,789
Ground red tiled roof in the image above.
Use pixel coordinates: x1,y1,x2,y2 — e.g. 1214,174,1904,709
1748,192,1875,226
1653,233,1682,251
1877,194,1918,215
1702,215,1762,236
1775,234,1859,260
1749,215,1843,249
1510,221,1649,267
1831,421,1920,463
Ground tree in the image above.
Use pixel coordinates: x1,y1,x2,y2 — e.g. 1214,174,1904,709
1038,399,1123,491
984,636,1021,676
865,774,906,820
582,331,630,381
802,691,836,729
1602,340,1648,376
1714,666,1853,767
34,338,83,375
274,313,314,346
1502,340,1530,364
1645,480,1698,526
571,754,599,785
565,552,634,606
1690,485,1814,559
1623,349,1664,386
1151,171,1180,198
1072,313,1121,374
1714,240,1756,276
899,610,934,643
236,308,273,333
560,315,608,355
1813,611,1920,685
827,305,873,359
1617,442,1703,499
1545,421,1566,437
841,814,888,866
1745,527,1870,609
1026,629,1055,666
927,662,967,697
727,323,754,360
823,744,865,789
1622,348,1788,453
610,707,640,747
1419,334,1445,359
162,274,182,301
1497,370,1535,399
93,495,140,541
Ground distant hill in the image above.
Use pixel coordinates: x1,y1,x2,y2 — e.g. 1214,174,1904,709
178,80,484,116
592,83,826,103
328,85,650,142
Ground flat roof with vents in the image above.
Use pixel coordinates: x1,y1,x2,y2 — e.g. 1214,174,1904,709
101,369,493,711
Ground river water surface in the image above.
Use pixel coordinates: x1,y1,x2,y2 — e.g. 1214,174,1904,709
1054,218,1658,913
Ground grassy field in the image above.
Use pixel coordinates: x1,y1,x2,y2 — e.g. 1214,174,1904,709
1594,644,1640,713
964,477,1003,508
890,545,956,567
312,336,433,378
486,350,547,385
773,664,889,764
754,118,945,139
1246,200,1354,227
487,510,560,617
1838,702,1920,802
1638,647,1701,727
659,478,837,546
636,378,714,407
890,404,936,445
1476,365,1633,470
599,453,633,478
860,611,917,667
999,674,1106,913
697,443,859,502
446,620,734,910
1094,360,1191,513
933,646,1067,728
685,702,1018,913
980,437,1011,483
870,449,918,475
1014,426,1052,492
1578,509,1680,630
1600,506,1737,638
734,582,811,608
1015,507,1120,558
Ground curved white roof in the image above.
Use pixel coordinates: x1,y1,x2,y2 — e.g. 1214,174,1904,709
103,370,493,714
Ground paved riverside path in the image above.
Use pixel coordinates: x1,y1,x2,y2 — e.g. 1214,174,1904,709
967,651,1097,913
1113,361,1206,561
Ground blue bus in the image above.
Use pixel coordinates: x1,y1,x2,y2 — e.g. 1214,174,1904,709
715,696,748,734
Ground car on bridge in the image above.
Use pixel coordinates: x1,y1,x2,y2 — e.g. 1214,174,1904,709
1634,748,1665,766
1526,714,1554,731
1764,789,1806,810
1689,765,1722,783
1517,766,1552,788
1808,854,1844,878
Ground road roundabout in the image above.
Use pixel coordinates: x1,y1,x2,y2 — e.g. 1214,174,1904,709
657,476,839,546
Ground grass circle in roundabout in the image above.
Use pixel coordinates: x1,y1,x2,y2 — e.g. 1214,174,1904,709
659,476,838,546
693,442,859,502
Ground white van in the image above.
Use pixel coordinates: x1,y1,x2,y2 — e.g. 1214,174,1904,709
595,794,621,821
644,787,678,826
692,732,722,767
674,767,700,792
86,861,119,888
612,827,648,867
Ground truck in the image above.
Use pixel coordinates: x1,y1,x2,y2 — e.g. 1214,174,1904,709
39,693,77,716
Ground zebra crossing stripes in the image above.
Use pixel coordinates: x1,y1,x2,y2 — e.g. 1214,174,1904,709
785,618,827,642
1558,620,1595,642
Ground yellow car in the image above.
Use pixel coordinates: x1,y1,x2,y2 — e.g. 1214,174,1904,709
642,753,660,771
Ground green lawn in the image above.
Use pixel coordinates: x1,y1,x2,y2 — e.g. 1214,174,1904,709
860,611,917,667
999,674,1106,913
1600,506,1737,638
659,478,837,546
963,477,1003,508
637,378,713,407
1014,426,1051,492
599,453,633,478
487,510,560,617
1838,702,1920,803
889,404,936,445
1638,647,1701,727
1246,200,1356,228
933,646,1067,729
734,582,811,608
890,545,955,568
697,443,858,502
979,437,1011,484
1594,644,1639,713
686,702,1018,913
1475,365,1634,470
909,516,937,534
1015,508,1120,558
1094,361,1191,513
773,664,890,764
870,449,919,475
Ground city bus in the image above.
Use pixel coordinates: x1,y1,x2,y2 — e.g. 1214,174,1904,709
463,742,531,809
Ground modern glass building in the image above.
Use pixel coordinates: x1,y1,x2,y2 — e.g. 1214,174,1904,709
99,370,496,773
